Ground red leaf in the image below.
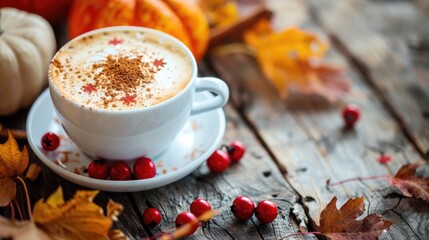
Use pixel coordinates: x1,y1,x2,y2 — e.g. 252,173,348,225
389,163,429,201
318,197,392,240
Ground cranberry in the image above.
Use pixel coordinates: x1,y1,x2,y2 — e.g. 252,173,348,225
133,157,156,180
342,104,360,128
109,161,132,180
88,160,110,179
378,154,392,164
207,150,231,173
227,141,246,162
41,132,60,151
142,207,162,226
175,212,199,235
190,198,212,218
231,196,255,221
255,200,278,224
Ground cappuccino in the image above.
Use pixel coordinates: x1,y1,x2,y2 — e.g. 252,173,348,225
49,29,192,110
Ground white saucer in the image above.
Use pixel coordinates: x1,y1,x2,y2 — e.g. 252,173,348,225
26,89,225,192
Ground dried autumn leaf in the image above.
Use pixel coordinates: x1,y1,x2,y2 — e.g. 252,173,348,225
318,197,392,240
0,131,29,206
33,187,124,240
0,216,51,240
389,163,429,201
198,0,239,27
244,19,350,101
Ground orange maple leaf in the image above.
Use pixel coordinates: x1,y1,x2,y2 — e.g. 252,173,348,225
33,187,125,240
244,19,350,101
389,163,429,201
0,187,127,240
0,131,29,206
318,197,392,239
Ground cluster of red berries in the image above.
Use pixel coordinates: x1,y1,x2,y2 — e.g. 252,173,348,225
342,104,360,128
142,198,212,235
142,196,278,236
41,133,156,180
231,196,278,224
207,140,246,173
88,157,156,180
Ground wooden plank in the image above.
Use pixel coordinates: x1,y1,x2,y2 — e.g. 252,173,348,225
306,0,429,156
130,104,315,239
208,0,427,238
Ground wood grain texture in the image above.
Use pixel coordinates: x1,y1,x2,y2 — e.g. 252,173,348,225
306,0,429,156
130,104,315,239
208,0,428,238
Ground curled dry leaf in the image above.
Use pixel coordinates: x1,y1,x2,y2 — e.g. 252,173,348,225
33,187,124,240
0,131,29,206
244,19,350,102
318,196,392,240
389,163,429,202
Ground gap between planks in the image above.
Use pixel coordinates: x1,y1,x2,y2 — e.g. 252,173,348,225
203,59,322,236
306,2,428,160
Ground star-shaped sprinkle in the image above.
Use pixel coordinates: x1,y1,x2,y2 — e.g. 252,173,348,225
82,84,97,94
120,93,136,106
108,37,123,46
152,58,166,68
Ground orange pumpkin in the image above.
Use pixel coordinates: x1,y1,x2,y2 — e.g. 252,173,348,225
0,0,72,24
68,0,209,61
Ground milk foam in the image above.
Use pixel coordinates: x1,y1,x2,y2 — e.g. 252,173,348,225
49,29,193,110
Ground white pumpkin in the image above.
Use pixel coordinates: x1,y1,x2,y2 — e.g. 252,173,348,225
0,8,56,115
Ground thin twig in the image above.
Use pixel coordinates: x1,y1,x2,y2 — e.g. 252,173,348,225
327,174,391,187
13,199,24,221
0,124,27,140
9,202,15,221
17,176,32,221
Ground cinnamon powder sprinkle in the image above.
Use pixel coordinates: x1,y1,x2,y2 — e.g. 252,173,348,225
92,54,154,106
51,59,63,70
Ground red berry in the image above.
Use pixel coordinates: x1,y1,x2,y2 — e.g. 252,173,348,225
207,150,231,173
41,132,60,151
377,154,392,164
342,104,360,128
255,200,278,224
228,141,246,162
231,196,255,221
190,198,212,218
142,207,162,226
88,160,110,179
133,157,156,179
109,161,132,180
175,212,199,235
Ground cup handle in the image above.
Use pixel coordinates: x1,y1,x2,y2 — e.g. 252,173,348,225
190,77,229,115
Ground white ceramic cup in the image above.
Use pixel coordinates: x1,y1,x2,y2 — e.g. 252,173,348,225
48,26,229,160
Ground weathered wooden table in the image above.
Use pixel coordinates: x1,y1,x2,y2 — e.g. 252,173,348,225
1,0,429,239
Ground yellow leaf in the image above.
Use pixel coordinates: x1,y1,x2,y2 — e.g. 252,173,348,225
198,0,239,27
244,20,350,102
0,131,29,206
107,199,124,221
33,187,115,240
